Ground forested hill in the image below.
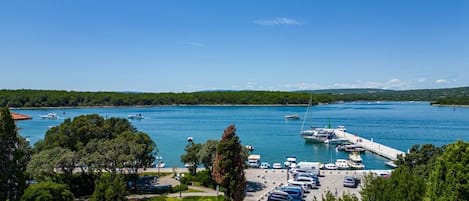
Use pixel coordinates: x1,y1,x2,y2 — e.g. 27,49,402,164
0,89,332,108
1,87,468,108
333,87,469,105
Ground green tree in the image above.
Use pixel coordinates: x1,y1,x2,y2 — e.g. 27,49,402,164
361,166,425,201
0,107,31,201
181,141,202,175
21,181,74,201
26,147,72,181
312,191,359,201
424,141,469,201
90,173,127,201
395,144,443,177
198,140,219,170
212,125,246,201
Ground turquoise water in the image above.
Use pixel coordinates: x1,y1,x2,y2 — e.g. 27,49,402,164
12,102,469,170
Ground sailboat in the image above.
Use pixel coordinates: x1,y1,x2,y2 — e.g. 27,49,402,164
300,96,336,143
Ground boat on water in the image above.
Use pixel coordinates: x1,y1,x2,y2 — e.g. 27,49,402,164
40,113,57,120
301,128,336,143
385,161,398,168
184,162,195,168
299,97,340,143
321,163,338,170
128,113,144,120
348,161,365,170
284,156,297,168
349,151,363,163
324,138,349,145
335,159,350,170
336,144,366,153
284,114,300,120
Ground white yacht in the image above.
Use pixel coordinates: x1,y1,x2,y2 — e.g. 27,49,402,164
301,128,336,143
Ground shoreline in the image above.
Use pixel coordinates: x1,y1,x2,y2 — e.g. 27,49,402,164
10,104,312,110
430,104,469,108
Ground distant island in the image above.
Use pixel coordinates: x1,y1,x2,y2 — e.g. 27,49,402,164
1,87,468,108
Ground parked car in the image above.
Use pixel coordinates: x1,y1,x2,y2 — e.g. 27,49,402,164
280,186,305,200
294,173,320,186
343,176,360,188
268,190,293,201
288,182,310,193
273,163,283,169
260,162,271,169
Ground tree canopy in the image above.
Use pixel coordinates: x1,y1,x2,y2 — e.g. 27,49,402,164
361,141,469,201
212,125,246,201
0,107,31,201
27,114,157,197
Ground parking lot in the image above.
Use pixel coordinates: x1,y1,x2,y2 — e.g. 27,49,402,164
244,169,391,201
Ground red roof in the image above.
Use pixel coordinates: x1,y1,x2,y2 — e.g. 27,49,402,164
10,112,32,121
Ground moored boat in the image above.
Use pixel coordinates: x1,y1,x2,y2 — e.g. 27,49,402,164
284,114,300,120
349,151,363,163
284,156,297,168
336,144,366,152
385,161,398,168
348,160,365,170
322,163,338,170
40,113,57,120
128,113,144,120
335,159,350,170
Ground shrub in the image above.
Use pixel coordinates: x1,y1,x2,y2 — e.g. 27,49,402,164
21,181,74,201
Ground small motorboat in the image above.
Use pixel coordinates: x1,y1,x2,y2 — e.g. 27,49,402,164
245,145,254,151
349,151,363,163
128,113,144,120
348,160,365,170
284,114,300,120
40,113,57,120
385,161,398,168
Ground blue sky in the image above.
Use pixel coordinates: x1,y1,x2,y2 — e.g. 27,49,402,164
1,0,468,92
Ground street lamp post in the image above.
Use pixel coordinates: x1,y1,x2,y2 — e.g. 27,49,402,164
156,156,162,176
179,173,185,198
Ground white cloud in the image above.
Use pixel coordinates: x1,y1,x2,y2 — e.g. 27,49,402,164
182,42,205,47
416,78,426,83
253,17,303,26
435,79,449,84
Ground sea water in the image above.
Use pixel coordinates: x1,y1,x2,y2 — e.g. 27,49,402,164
12,101,469,169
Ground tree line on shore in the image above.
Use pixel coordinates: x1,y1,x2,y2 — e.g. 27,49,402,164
1,87,468,108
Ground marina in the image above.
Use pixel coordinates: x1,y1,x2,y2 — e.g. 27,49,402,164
12,101,469,169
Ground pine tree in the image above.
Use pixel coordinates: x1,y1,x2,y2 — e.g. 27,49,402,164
212,125,246,201
0,107,30,201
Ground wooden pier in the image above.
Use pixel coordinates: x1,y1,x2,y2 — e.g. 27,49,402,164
334,130,405,161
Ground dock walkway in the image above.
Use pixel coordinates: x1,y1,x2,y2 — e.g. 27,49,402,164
334,130,405,161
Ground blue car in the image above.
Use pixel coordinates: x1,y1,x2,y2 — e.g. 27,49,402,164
280,186,304,200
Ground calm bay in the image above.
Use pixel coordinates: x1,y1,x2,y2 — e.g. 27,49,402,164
12,101,469,170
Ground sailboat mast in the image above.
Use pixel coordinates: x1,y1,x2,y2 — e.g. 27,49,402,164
300,95,312,131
